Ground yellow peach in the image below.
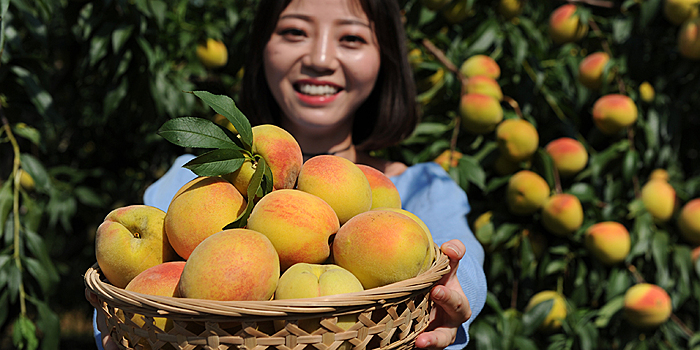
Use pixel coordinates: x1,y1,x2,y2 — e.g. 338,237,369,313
332,210,430,289
372,207,436,272
664,0,700,25
678,198,700,244
541,194,584,236
459,93,504,134
196,38,228,69
498,0,524,20
123,261,185,330
496,118,540,163
592,94,638,135
357,164,402,210
96,205,178,288
545,137,588,178
506,170,551,215
459,55,501,79
623,283,672,329
578,52,612,90
525,291,567,332
434,149,463,171
247,189,340,271
549,4,588,44
178,229,279,301
465,75,503,100
584,222,630,265
641,179,676,222
639,82,655,103
679,17,700,60
297,155,372,224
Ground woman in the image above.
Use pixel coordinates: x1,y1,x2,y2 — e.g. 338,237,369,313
89,0,487,349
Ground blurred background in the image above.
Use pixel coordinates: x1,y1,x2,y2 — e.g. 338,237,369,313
1,0,700,349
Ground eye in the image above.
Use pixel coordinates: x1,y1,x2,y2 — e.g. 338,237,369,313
279,28,306,39
342,35,367,44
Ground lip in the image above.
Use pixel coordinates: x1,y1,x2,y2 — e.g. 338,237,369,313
294,79,343,106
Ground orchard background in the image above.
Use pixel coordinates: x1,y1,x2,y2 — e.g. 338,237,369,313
1,0,700,349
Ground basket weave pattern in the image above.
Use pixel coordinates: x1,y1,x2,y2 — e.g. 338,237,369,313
85,245,450,350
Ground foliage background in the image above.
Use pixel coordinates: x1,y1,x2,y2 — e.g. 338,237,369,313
1,0,699,349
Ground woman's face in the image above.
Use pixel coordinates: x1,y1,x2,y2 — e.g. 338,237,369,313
263,0,381,135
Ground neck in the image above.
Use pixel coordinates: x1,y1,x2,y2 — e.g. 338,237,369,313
280,119,357,162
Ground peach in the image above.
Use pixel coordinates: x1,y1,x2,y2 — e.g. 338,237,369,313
623,283,672,329
275,263,364,300
498,0,524,20
525,291,567,332
297,155,372,224
224,124,303,194
357,164,402,209
549,4,588,44
649,168,669,182
473,211,493,232
459,93,504,134
541,194,584,236
164,176,247,260
679,17,700,60
122,261,186,330
372,207,436,272
639,82,655,103
178,229,279,301
434,149,463,171
678,198,700,244
96,205,178,288
545,137,588,178
442,0,473,24
246,189,340,271
641,179,676,222
578,52,612,90
196,38,228,69
465,75,503,100
332,210,431,289
592,94,638,135
496,118,540,162
584,222,630,265
664,0,700,25
19,169,35,191
459,55,501,79
506,170,551,215
211,113,238,134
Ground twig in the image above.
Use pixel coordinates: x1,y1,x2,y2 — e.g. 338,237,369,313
503,96,524,119
421,38,468,94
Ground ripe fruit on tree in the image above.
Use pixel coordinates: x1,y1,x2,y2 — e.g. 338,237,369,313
584,222,630,265
623,283,672,329
541,194,584,236
525,290,567,332
246,189,340,271
498,0,524,20
549,4,588,44
545,137,588,178
641,179,677,222
578,52,612,90
18,169,35,191
506,170,551,216
592,94,638,135
649,168,670,181
495,118,540,163
164,176,247,260
442,0,473,24
663,0,700,25
459,55,501,79
178,229,280,301
433,149,463,171
459,93,504,134
332,210,431,289
465,75,503,100
639,82,655,103
297,155,372,224
196,38,228,69
357,164,402,210
678,198,700,244
678,17,700,60
95,205,178,288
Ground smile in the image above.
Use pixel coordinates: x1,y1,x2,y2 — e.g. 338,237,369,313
295,83,341,96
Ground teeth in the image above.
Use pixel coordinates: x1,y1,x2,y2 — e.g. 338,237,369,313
299,84,339,96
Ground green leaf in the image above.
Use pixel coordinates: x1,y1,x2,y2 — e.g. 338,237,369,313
111,24,133,53
74,186,104,207
23,257,51,295
522,299,553,336
20,154,51,194
0,180,11,234
11,123,41,147
183,149,246,177
458,155,486,190
30,298,60,350
103,78,128,117
12,315,39,350
469,320,498,350
0,289,8,327
224,156,270,229
513,336,539,350
594,295,624,328
622,149,639,184
192,91,254,149
158,117,243,150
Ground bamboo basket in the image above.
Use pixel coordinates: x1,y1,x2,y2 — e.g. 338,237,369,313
84,244,450,350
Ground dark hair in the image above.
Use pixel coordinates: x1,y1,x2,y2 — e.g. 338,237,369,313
239,0,418,151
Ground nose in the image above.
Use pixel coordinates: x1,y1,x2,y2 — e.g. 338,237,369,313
304,31,338,73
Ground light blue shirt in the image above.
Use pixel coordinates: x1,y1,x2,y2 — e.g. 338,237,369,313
95,155,487,350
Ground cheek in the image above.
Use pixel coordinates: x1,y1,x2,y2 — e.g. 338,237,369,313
346,51,381,90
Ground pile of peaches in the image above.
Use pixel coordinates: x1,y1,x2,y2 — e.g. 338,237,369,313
94,125,435,311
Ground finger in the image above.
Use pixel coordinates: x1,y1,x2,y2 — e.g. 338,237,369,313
415,327,456,350
85,289,100,308
430,285,472,325
438,240,465,284
103,334,119,350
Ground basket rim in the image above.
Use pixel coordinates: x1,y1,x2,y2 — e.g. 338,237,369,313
85,243,450,319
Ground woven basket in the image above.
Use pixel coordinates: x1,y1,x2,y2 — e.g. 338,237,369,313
84,244,450,350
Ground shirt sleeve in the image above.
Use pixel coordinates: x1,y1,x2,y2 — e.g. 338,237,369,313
391,162,487,349
143,154,198,209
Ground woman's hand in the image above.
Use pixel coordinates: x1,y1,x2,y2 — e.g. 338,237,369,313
85,289,119,350
414,239,472,350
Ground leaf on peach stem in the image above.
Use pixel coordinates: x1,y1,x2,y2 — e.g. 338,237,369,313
192,91,253,150
158,116,242,150
183,149,246,176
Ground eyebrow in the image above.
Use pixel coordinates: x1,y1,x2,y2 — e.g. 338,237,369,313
278,14,371,28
